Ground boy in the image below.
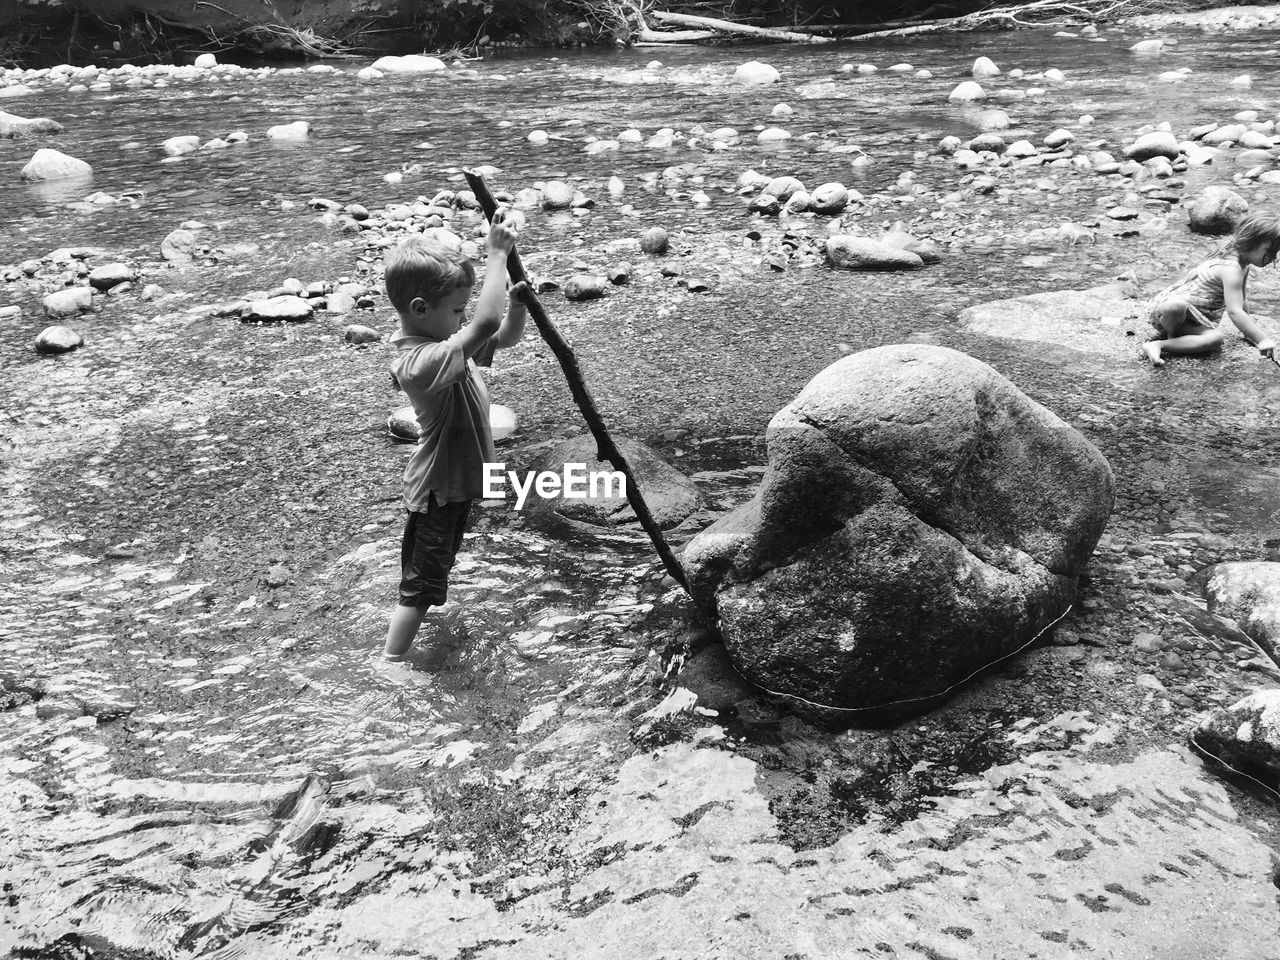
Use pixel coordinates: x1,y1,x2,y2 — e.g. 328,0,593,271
380,214,527,667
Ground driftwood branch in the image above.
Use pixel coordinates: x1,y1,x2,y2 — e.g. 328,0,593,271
846,0,1137,39
463,170,697,603
649,10,834,41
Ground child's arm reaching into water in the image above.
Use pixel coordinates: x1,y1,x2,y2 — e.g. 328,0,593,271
1221,260,1276,358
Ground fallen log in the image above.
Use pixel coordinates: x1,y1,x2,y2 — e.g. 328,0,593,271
649,10,835,42
636,27,720,42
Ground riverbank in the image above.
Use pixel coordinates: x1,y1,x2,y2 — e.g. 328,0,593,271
7,0,1280,70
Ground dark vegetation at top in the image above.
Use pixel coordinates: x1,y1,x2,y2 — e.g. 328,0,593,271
0,0,1230,69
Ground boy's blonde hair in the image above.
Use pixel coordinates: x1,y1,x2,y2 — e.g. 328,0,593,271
384,235,475,312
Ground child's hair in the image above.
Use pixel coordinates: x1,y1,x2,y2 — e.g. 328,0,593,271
1232,213,1280,260
384,236,475,312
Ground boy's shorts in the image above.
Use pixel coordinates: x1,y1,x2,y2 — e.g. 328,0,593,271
398,494,472,607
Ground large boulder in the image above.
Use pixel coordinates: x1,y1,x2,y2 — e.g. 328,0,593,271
683,345,1114,718
519,435,701,539
826,236,923,270
1193,691,1280,791
1201,561,1280,664
1187,187,1248,235
21,148,91,181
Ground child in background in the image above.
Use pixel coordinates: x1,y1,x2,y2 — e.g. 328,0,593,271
380,215,527,669
1142,213,1280,366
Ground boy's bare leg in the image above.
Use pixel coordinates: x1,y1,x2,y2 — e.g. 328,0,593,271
1141,341,1165,366
384,604,427,660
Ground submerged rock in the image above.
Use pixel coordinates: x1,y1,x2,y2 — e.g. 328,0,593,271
826,236,923,270
1194,690,1280,791
1202,561,1280,665
521,435,700,538
682,344,1114,718
958,281,1148,356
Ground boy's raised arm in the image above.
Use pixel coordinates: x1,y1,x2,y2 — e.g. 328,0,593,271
493,281,529,349
457,214,518,358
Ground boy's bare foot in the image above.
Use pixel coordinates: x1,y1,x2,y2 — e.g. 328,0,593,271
371,652,431,686
1141,342,1165,366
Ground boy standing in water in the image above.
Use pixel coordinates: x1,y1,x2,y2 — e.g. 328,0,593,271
380,215,526,668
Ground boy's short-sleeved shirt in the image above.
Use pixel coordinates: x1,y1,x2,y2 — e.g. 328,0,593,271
390,330,495,509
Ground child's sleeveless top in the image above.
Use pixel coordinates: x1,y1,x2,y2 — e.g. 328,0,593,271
1156,256,1245,319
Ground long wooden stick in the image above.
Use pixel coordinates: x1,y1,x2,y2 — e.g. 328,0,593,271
464,169,694,599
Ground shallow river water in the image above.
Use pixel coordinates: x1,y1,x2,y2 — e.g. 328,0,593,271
3,22,1280,959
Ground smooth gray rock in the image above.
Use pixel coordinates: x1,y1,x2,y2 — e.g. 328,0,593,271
541,180,574,209
1194,690,1280,790
520,434,701,538
640,227,669,255
160,228,202,266
1123,131,1180,161
683,344,1114,718
1187,187,1248,235
826,236,923,270
21,148,91,181
88,263,137,290
241,295,313,322
34,324,83,353
326,291,358,314
762,176,804,201
564,275,607,301
0,111,63,138
42,287,92,318
809,182,849,215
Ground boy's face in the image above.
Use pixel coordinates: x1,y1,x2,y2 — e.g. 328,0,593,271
408,285,472,339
